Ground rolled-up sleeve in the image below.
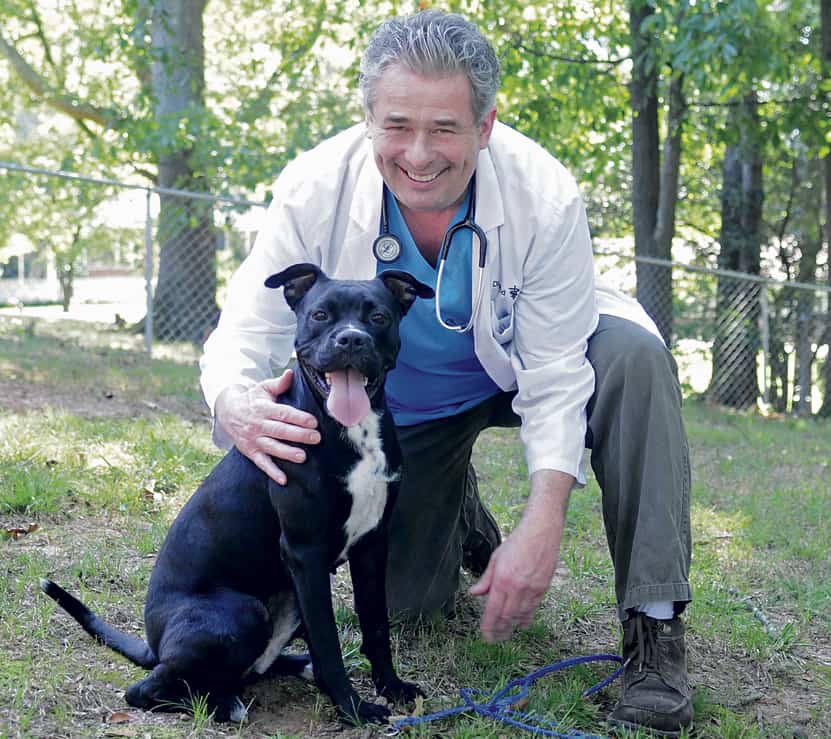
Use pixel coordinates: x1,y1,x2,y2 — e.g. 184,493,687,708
510,185,598,482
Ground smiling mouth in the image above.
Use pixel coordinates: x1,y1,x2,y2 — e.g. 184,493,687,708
401,167,445,183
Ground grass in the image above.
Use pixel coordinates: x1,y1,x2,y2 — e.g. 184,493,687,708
1,314,830,738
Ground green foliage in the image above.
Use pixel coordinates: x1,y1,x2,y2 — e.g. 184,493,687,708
0,458,69,514
2,0,829,259
0,0,363,191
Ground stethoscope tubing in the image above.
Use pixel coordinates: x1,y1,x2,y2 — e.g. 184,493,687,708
374,175,488,333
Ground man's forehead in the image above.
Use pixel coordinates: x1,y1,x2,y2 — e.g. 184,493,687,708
372,67,473,114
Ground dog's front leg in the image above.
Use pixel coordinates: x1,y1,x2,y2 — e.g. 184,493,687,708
282,543,390,725
348,532,423,705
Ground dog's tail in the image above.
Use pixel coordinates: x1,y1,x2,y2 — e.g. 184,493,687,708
40,578,158,670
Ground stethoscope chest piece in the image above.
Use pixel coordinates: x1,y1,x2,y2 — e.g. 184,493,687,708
372,234,402,263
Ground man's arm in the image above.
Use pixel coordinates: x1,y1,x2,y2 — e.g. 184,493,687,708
469,468,572,642
468,169,597,641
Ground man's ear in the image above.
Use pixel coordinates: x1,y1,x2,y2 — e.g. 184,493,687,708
378,270,434,315
265,263,326,310
478,107,497,149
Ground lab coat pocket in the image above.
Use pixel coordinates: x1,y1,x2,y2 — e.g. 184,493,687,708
490,295,515,344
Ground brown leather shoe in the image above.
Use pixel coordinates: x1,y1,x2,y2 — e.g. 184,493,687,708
607,613,693,737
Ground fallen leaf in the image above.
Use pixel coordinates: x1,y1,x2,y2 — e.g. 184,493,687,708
2,523,39,541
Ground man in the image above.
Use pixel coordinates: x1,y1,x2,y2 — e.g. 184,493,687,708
200,10,692,736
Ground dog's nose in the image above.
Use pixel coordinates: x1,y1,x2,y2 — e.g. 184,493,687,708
333,328,370,351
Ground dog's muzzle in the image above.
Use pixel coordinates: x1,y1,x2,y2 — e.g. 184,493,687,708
300,327,384,427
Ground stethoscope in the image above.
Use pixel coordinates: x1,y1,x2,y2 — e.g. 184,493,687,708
372,175,488,333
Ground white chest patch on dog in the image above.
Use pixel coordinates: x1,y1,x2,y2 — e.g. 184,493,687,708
339,412,397,560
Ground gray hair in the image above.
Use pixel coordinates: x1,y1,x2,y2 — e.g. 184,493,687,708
359,10,501,125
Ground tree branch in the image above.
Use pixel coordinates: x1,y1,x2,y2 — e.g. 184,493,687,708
238,1,326,124
509,34,630,67
26,0,62,84
0,26,116,127
130,0,153,98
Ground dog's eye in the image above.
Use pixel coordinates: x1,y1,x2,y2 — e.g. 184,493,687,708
370,312,389,326
312,310,328,321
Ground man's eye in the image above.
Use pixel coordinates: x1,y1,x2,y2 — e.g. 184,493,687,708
312,310,328,321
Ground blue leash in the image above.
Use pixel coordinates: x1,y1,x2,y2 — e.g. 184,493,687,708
389,653,625,738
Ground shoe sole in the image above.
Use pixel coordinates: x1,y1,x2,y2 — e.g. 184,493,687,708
607,716,692,738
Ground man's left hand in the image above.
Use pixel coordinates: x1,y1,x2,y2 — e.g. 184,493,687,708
469,519,559,642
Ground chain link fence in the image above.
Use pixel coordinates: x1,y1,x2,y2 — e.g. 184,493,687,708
0,162,267,351
595,250,831,415
2,163,829,415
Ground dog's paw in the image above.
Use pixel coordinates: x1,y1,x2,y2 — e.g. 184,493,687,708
378,678,424,705
336,696,391,726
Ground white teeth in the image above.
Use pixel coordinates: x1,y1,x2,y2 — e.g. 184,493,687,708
407,170,440,182
323,372,368,386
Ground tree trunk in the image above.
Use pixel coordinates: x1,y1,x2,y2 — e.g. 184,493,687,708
819,0,831,417
768,314,789,413
820,151,831,417
708,95,764,409
56,256,74,312
54,228,80,313
629,0,674,344
148,0,218,343
793,158,823,415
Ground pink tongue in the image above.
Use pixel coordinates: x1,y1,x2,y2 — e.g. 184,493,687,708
326,368,371,427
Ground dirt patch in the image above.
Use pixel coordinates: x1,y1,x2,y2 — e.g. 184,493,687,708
0,377,209,423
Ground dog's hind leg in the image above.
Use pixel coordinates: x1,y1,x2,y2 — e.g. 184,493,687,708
136,591,272,721
125,665,249,723
125,663,187,712
247,589,301,675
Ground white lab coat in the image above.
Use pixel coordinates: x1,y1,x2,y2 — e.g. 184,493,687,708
200,121,660,483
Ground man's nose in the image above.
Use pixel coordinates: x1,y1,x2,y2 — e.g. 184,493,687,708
404,131,434,169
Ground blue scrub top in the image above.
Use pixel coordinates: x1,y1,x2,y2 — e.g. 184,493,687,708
377,186,500,427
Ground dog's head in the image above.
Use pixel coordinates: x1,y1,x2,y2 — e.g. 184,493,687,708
265,263,433,427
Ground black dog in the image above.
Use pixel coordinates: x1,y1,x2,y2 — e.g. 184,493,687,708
41,263,433,724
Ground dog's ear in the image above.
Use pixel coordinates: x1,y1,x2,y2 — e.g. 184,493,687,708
377,270,434,315
265,263,327,310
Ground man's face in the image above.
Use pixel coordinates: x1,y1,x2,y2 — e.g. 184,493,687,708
367,65,496,216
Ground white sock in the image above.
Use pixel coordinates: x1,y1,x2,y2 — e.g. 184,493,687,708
636,601,674,620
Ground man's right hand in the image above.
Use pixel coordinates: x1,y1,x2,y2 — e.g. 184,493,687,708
214,369,321,485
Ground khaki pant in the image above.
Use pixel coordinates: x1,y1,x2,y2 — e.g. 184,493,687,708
385,315,692,622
